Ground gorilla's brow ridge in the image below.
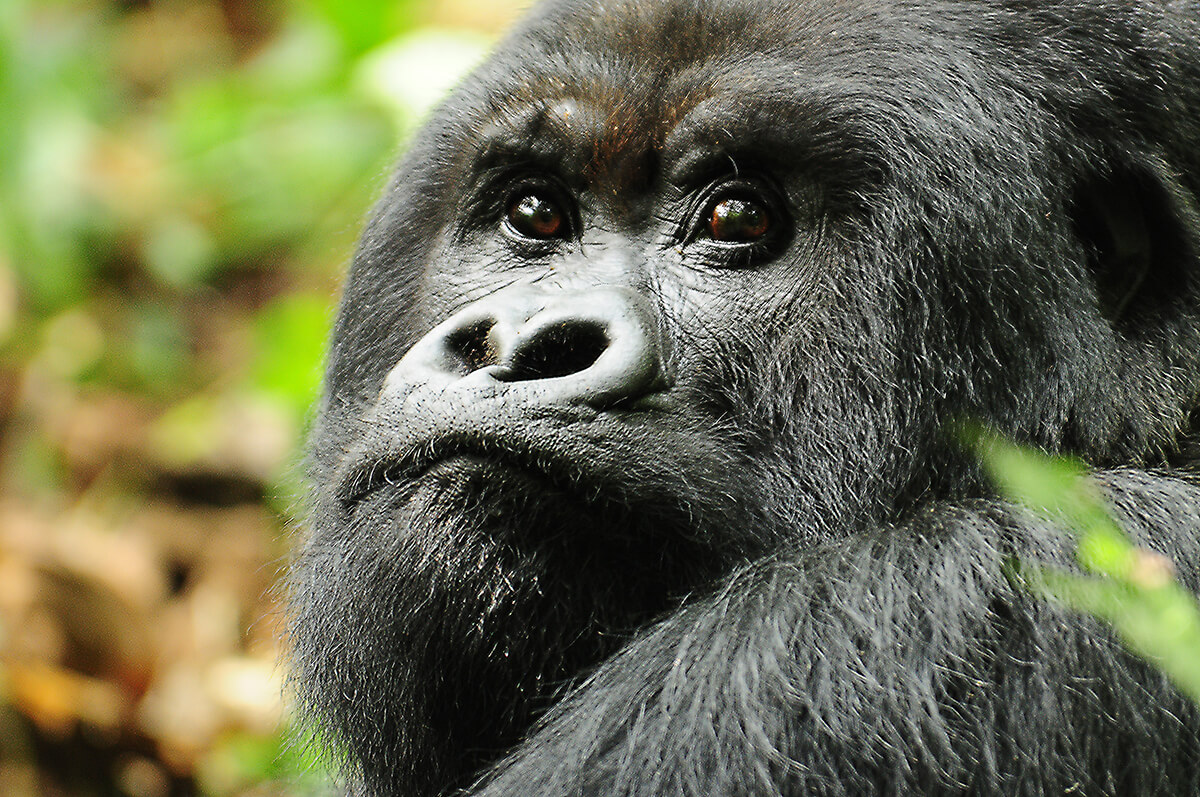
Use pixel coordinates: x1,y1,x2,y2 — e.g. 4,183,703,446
472,87,869,199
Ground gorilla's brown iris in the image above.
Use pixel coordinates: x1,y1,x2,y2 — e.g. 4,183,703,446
507,193,565,239
707,196,769,242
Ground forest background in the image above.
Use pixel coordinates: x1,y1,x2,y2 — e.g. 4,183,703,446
0,0,525,794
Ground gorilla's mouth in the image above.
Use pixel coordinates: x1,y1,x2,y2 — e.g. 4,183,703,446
341,433,703,559
342,433,588,509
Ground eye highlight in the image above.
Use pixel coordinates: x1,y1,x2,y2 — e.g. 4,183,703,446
706,196,770,242
506,192,566,239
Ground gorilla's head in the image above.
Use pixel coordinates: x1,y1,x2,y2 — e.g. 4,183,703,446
289,1,1200,793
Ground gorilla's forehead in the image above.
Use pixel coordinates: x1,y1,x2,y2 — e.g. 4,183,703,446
467,91,833,196
465,0,906,194
455,0,1049,199
518,0,903,66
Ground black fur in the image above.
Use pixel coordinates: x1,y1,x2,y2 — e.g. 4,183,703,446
289,1,1200,794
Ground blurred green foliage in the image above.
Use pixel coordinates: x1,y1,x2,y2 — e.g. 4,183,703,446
0,1,506,793
0,0,494,503
197,726,329,797
971,428,1200,705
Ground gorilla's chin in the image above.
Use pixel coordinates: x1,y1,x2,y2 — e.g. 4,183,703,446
292,458,710,783
291,476,603,793
408,455,584,537
356,464,605,648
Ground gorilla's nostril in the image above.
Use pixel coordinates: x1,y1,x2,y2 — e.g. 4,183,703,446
447,319,500,374
502,321,609,382
387,287,664,408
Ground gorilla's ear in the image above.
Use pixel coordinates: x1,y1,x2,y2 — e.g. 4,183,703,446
1072,161,1200,328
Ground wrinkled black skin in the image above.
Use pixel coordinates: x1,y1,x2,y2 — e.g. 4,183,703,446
289,0,1200,794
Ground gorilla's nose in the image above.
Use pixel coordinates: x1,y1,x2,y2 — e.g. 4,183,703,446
389,287,667,409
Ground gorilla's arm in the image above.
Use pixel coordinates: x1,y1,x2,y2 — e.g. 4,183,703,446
473,470,1200,796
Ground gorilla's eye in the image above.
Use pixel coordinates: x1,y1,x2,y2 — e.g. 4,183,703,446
706,197,770,242
506,193,566,239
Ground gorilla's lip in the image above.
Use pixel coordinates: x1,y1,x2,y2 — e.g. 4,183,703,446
341,432,586,507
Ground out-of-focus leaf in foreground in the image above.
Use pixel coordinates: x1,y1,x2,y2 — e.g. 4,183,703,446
967,426,1200,704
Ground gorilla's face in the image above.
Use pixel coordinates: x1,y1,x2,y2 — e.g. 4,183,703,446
296,14,904,780
311,18,898,676
290,0,1197,792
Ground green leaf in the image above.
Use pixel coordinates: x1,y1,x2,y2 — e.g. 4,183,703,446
1029,565,1200,705
967,425,1200,706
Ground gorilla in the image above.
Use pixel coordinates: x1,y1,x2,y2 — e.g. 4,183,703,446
288,0,1200,794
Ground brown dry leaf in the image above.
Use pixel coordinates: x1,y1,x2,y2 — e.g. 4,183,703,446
6,661,129,738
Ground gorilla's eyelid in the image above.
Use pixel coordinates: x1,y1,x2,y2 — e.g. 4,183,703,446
661,93,885,205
